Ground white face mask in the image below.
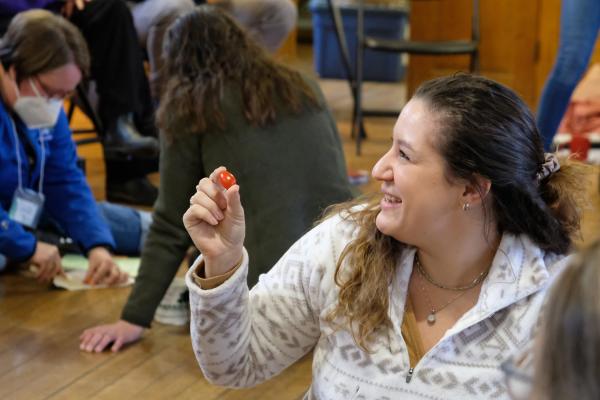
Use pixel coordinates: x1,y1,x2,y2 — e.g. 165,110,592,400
13,79,63,129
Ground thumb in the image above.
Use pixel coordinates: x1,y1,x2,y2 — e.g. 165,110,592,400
225,185,243,217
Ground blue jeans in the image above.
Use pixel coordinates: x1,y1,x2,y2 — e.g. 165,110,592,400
0,202,150,270
97,202,152,256
536,0,600,150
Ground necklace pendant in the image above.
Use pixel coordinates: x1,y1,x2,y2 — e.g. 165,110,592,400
427,312,436,325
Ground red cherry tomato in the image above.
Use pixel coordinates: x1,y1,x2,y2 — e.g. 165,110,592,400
219,171,237,189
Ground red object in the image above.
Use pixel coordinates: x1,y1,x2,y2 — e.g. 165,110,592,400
219,171,237,189
570,134,591,161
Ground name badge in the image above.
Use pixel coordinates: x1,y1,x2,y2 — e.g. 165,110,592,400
8,188,45,229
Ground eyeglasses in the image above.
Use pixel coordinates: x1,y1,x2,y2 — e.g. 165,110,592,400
500,350,534,400
34,76,74,100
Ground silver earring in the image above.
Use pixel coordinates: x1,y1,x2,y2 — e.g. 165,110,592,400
462,203,471,211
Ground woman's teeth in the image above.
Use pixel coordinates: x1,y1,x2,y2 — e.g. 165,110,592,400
384,194,401,203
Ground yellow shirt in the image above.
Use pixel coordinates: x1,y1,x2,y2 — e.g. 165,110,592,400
401,296,426,368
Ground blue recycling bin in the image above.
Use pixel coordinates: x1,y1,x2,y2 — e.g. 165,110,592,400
310,1,408,82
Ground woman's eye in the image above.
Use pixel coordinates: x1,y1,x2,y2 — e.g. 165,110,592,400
399,149,410,160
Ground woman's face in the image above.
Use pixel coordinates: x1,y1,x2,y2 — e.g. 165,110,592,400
18,62,81,99
1,62,81,108
372,98,466,246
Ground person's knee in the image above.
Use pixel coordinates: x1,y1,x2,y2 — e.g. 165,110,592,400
134,0,195,26
270,0,298,35
253,0,297,52
167,0,196,15
132,0,195,50
97,201,147,256
151,0,195,23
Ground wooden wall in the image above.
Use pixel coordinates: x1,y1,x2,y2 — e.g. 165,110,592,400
407,0,600,109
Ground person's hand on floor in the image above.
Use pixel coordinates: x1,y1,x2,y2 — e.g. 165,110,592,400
85,247,128,286
80,320,144,352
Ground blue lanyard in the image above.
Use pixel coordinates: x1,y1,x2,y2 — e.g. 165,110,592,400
10,117,46,194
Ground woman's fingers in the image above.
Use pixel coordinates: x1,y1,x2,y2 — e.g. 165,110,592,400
195,176,228,210
82,332,104,352
103,265,123,286
93,334,114,353
186,204,221,226
118,271,129,284
208,166,228,185
37,257,61,283
88,261,111,285
88,263,126,286
189,190,225,222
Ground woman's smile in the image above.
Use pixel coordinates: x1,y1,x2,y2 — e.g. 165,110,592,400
380,192,402,209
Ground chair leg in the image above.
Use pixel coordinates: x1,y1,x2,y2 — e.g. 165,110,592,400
67,98,76,122
354,74,365,155
75,85,104,137
354,0,366,155
470,50,480,74
327,0,362,143
351,100,357,139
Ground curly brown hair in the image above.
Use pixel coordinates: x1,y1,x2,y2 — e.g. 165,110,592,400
156,5,319,141
325,74,589,351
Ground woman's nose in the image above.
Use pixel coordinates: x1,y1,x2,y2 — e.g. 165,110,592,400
372,151,393,181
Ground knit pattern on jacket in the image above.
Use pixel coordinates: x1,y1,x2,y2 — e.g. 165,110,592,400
186,212,568,399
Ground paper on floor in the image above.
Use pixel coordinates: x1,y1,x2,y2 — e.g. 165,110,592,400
53,269,134,291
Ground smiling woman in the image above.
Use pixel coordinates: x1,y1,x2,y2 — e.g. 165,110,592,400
183,73,590,399
371,99,467,247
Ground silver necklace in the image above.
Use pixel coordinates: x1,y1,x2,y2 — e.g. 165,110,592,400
416,270,470,325
415,254,489,292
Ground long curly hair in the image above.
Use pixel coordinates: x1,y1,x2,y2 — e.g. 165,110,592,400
156,5,319,141
325,74,589,351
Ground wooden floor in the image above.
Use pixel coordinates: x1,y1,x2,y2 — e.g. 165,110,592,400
1,45,600,400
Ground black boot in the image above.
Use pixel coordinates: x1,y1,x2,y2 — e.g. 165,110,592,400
103,113,159,159
106,176,158,207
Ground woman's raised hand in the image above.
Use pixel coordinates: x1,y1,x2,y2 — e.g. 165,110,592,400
183,167,245,277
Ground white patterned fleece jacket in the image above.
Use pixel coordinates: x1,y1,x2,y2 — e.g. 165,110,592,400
185,212,569,400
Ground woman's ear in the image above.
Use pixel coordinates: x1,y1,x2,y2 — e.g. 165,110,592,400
462,174,491,207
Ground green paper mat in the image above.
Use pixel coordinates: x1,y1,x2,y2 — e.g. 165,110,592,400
61,254,140,277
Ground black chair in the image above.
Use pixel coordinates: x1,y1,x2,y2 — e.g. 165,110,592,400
66,82,104,146
326,0,480,154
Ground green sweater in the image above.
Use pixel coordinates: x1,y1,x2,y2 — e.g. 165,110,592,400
121,78,353,328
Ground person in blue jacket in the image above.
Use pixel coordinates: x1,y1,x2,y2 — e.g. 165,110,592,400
0,9,127,285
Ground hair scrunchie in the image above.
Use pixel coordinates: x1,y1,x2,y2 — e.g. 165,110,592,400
536,153,561,182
